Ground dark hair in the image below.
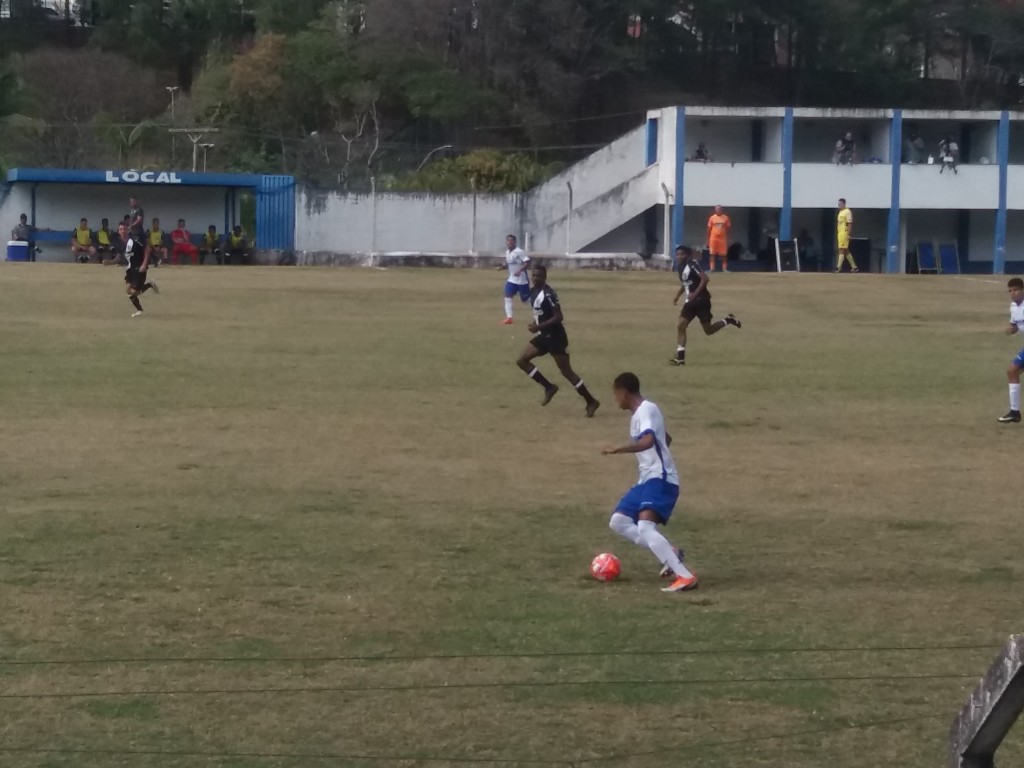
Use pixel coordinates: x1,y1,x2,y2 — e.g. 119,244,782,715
613,372,641,394
1009,278,1023,290
507,234,517,241
838,198,846,204
178,219,185,225
533,263,547,278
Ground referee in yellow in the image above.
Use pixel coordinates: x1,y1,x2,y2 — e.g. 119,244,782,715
834,198,858,273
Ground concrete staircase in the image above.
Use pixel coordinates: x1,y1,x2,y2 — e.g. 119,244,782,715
523,125,658,253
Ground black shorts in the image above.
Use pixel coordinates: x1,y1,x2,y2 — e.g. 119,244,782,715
529,327,569,356
681,295,713,324
125,268,146,290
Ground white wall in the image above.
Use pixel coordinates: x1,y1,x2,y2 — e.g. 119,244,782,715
524,125,645,229
970,210,996,263
1007,166,1024,210
791,164,892,209
3,183,238,262
764,118,784,163
792,120,885,163
685,118,752,163
1009,212,1024,265
296,190,522,254
684,163,784,208
900,165,999,209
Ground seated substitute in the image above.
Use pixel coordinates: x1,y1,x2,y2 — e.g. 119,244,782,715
200,225,223,265
146,218,169,267
11,213,37,260
71,218,97,263
96,218,120,265
226,225,250,265
170,219,200,265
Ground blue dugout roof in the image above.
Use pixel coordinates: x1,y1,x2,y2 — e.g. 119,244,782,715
6,168,262,187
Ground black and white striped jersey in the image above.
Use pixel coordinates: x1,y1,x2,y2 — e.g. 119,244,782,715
678,258,711,300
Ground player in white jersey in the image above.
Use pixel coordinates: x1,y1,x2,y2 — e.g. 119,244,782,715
998,278,1024,423
602,372,698,593
500,234,530,325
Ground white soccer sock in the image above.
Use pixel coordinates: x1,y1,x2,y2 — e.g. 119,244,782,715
504,298,514,318
637,520,693,579
1011,383,1021,412
609,512,642,545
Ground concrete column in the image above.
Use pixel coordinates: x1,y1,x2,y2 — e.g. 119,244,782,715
671,106,686,265
995,110,1010,274
886,109,903,274
780,108,793,241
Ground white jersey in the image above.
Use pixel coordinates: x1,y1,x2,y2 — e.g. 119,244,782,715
1010,300,1024,334
630,400,679,486
506,247,530,285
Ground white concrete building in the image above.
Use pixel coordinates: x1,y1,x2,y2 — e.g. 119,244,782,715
295,106,1024,274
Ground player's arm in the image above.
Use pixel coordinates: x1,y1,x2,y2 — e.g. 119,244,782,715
672,283,686,305
1006,322,1018,336
516,255,530,277
531,303,563,332
602,432,656,455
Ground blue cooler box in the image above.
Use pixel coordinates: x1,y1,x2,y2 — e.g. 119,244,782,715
6,241,30,261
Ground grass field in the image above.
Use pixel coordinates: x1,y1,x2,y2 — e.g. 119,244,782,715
0,263,1022,767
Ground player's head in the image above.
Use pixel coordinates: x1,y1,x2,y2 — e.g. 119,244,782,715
838,198,846,210
506,234,517,250
117,222,127,237
612,372,642,409
208,224,217,233
79,217,87,227
714,205,722,214
531,263,547,286
129,197,138,207
152,217,160,229
19,213,27,223
178,219,185,228
101,218,109,227
1009,278,1024,302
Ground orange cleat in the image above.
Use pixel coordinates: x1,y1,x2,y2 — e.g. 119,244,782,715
501,318,514,325
661,573,699,593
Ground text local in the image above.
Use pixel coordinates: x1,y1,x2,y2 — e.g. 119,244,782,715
105,171,183,184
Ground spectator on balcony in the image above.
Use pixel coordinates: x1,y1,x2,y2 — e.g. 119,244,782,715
690,142,711,163
939,135,959,175
834,132,857,165
170,219,200,265
904,131,925,164
71,217,97,263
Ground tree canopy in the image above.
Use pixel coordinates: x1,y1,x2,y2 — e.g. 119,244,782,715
1,0,1022,185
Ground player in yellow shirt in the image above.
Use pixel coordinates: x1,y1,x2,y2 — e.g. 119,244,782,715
146,218,169,266
834,198,858,273
70,218,96,264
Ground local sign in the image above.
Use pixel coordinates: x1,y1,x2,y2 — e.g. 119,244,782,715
105,171,183,184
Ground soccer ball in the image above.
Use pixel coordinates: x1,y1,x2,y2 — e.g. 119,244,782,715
590,553,621,582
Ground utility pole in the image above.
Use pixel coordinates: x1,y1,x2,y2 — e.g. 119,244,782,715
200,143,215,172
165,86,178,166
169,128,219,172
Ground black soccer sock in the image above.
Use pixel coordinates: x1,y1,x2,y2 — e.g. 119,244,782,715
130,295,143,311
676,346,686,361
140,283,152,294
527,367,555,390
574,380,597,405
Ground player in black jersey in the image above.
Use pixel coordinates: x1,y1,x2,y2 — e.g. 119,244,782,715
670,246,740,365
515,264,600,417
117,221,158,317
